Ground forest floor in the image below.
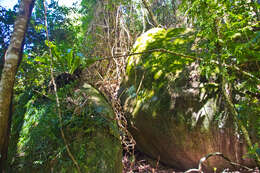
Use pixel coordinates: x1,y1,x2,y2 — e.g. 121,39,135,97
122,150,178,173
122,149,260,173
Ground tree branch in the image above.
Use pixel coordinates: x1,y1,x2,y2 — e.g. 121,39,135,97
94,48,260,83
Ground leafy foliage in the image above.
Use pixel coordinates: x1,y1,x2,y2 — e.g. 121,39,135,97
181,0,260,160
2,0,260,170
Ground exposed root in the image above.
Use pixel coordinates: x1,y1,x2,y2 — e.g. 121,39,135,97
184,152,255,173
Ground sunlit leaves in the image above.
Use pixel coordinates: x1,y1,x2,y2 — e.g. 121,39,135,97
181,0,260,159
34,24,46,33
45,41,85,74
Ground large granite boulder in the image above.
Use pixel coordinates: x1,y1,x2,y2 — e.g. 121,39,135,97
119,28,256,171
12,83,122,173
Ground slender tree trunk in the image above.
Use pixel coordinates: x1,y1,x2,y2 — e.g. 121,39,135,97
0,0,35,171
141,0,159,27
171,0,177,24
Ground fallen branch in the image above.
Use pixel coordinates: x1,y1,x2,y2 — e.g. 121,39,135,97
96,48,199,61
184,152,254,173
94,48,260,83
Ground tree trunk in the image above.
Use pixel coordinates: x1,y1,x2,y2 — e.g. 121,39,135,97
141,0,159,27
0,0,35,171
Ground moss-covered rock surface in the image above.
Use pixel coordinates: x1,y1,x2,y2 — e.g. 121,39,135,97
9,83,122,173
119,28,256,171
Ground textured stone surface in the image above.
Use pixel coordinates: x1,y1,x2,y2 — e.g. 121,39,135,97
119,28,255,171
14,83,122,173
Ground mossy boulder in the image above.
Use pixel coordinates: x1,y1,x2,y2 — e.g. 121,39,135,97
119,28,256,171
10,83,122,173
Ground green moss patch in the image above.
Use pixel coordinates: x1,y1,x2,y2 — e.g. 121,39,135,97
10,83,122,173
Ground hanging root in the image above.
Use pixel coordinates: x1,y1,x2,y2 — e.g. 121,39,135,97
184,152,253,173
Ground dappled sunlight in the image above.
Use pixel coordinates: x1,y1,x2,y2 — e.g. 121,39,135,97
1,0,259,172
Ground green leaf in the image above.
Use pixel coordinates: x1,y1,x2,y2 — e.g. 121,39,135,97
154,70,163,80
230,33,241,40
34,56,46,63
67,49,74,68
35,24,45,33
44,40,55,48
69,56,80,74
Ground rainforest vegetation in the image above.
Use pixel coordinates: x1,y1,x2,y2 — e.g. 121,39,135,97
0,0,260,172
